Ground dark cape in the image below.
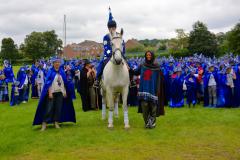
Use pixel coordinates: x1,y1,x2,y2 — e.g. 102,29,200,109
31,65,39,98
78,67,92,112
33,67,76,125
132,63,165,117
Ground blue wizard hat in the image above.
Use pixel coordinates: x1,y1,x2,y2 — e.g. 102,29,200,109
107,7,117,28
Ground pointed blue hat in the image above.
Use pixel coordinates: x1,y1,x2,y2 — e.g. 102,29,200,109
107,7,117,28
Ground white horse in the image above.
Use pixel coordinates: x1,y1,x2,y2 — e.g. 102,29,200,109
101,29,130,129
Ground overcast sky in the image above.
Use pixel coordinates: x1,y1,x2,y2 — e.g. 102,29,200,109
0,0,239,45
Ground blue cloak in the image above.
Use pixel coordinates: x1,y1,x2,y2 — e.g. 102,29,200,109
169,74,184,108
216,72,226,107
33,67,76,125
31,65,39,98
185,74,197,105
3,66,15,83
16,67,30,102
233,68,240,107
10,84,19,106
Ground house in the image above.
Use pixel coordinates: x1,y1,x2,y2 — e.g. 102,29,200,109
63,40,103,59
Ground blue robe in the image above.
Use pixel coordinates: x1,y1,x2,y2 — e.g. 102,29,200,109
169,74,184,108
10,84,19,106
16,68,30,103
233,68,240,107
216,72,226,107
3,66,15,83
31,65,39,98
66,69,76,99
163,65,174,105
33,67,76,125
185,74,197,105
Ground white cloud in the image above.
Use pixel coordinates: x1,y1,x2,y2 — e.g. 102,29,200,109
0,0,239,45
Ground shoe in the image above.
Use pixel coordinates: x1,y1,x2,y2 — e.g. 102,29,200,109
22,101,27,103
54,122,61,129
145,118,152,129
150,123,156,129
41,122,47,131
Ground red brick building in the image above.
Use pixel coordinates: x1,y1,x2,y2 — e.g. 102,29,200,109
63,40,103,59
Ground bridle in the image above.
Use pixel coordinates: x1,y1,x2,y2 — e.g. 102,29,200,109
110,36,123,65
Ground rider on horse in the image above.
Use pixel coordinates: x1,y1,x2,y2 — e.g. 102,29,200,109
95,7,126,87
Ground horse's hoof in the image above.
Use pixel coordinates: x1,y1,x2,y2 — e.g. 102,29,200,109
108,124,114,128
124,124,130,129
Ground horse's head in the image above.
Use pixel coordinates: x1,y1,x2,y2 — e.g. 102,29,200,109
109,28,124,65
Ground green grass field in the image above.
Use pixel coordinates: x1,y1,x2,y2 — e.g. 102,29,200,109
0,66,240,160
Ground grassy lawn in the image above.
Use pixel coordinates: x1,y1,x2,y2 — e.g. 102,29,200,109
1,95,240,160
0,66,240,159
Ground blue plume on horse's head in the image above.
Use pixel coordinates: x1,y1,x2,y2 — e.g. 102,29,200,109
108,7,117,28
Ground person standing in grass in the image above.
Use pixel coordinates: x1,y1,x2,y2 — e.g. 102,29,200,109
33,57,76,131
130,51,165,129
185,67,197,108
169,66,184,108
3,60,15,83
0,70,9,103
10,80,20,106
203,64,218,107
16,66,30,104
225,64,236,107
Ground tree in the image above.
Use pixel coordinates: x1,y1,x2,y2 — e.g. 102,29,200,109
0,38,19,62
24,30,62,60
175,29,189,49
227,23,240,54
188,21,218,57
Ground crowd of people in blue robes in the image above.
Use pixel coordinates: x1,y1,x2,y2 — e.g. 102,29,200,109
1,52,240,109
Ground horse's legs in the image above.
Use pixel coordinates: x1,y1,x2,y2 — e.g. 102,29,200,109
102,95,106,120
107,88,114,128
114,94,119,118
122,86,130,129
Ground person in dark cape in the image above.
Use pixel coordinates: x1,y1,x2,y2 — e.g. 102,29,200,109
130,51,165,129
33,58,76,131
78,59,95,111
